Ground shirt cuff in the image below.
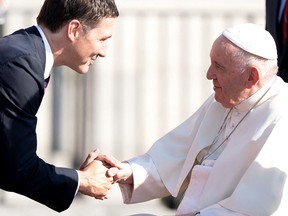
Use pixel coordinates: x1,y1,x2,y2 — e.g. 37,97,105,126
75,170,80,196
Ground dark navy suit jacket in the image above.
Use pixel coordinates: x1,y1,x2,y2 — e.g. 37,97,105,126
266,0,288,82
0,26,78,212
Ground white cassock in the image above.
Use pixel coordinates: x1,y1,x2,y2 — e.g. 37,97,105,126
119,76,288,216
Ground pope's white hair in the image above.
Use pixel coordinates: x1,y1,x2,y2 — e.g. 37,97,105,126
231,45,278,79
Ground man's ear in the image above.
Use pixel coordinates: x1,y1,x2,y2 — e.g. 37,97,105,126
246,66,260,88
67,19,81,42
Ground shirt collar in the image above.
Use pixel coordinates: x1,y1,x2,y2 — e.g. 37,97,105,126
35,25,54,79
234,76,276,112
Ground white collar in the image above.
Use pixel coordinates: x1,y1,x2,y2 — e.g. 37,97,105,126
35,25,54,79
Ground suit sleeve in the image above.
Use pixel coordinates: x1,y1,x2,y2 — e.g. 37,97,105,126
0,54,78,212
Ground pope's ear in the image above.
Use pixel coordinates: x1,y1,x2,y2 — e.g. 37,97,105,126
246,66,260,87
67,19,81,42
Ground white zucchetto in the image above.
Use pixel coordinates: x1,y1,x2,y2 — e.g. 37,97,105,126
222,23,277,60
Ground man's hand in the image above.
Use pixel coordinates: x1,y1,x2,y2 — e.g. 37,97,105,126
78,149,133,199
78,149,122,200
80,149,123,170
78,159,113,200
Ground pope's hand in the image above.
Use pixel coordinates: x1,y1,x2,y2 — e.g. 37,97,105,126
108,162,133,185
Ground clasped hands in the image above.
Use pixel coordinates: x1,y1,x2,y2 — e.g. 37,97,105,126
77,149,132,200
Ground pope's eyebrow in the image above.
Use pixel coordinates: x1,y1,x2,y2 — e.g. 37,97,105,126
214,61,225,70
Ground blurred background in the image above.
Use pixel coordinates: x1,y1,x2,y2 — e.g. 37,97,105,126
0,0,264,215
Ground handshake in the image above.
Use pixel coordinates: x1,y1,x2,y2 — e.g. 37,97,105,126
77,149,133,200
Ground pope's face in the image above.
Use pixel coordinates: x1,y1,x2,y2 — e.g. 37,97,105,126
206,36,249,108
66,17,116,74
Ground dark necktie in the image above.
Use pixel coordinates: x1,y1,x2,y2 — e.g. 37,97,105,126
282,0,288,46
44,76,50,90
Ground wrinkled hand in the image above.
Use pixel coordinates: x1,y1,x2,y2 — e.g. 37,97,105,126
109,162,133,185
78,149,121,200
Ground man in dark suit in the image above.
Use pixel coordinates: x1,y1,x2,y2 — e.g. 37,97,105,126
0,0,122,212
266,0,288,82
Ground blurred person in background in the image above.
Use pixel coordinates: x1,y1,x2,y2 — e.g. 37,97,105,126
107,23,288,215
0,0,122,212
266,0,288,82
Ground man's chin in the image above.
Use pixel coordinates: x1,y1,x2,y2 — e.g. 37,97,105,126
74,66,90,74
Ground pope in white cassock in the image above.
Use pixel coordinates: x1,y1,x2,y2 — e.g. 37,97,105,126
108,23,288,215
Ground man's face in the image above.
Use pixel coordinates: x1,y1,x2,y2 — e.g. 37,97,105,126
67,17,116,74
206,36,249,108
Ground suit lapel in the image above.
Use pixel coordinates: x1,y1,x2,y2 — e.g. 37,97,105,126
25,26,47,90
